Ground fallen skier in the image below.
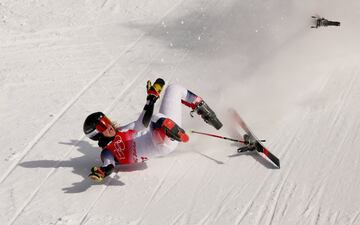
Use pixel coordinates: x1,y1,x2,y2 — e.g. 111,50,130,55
83,78,223,182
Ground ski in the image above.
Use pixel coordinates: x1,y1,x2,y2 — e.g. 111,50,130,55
311,15,341,29
229,108,280,168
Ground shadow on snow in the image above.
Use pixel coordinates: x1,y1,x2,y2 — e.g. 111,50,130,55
19,139,148,194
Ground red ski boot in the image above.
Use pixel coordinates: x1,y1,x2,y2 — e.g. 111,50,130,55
153,117,189,143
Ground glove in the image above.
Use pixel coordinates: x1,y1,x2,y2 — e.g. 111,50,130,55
88,166,105,182
146,78,165,100
88,164,115,182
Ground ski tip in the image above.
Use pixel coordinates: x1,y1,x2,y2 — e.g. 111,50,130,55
275,162,280,169
274,159,280,168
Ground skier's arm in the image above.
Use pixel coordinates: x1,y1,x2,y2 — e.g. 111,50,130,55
100,164,114,176
88,149,115,182
133,78,165,131
89,164,114,182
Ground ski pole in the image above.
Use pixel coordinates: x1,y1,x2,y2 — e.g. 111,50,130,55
190,130,247,144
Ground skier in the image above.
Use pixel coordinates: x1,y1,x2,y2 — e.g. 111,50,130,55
83,78,223,182
311,16,340,28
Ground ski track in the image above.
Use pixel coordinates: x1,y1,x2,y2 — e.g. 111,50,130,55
276,69,332,162
0,25,148,185
187,160,220,225
7,26,161,225
4,0,190,223
7,52,161,225
280,70,359,225
193,155,235,225
262,160,295,225
254,169,285,224
313,207,321,225
230,144,284,225
233,92,310,225
177,153,224,225
278,109,309,161
135,160,177,225
350,210,360,225
234,169,273,225
241,121,301,225
196,213,211,225
288,78,335,224
229,159,265,225
222,113,289,225
7,138,85,225
279,184,297,220
150,159,197,207
169,211,186,225
78,173,115,225
210,186,238,225
330,211,340,225
297,71,358,225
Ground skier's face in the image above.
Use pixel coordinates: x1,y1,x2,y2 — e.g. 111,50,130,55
96,116,116,138
102,124,116,138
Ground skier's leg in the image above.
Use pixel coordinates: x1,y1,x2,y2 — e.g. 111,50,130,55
100,149,116,167
158,83,189,126
134,84,190,157
149,83,222,154
159,83,223,130
148,84,188,154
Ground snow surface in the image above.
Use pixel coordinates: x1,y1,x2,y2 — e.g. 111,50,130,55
1,0,360,224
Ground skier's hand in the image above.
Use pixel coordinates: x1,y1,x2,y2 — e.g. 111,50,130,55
88,166,105,182
146,78,165,99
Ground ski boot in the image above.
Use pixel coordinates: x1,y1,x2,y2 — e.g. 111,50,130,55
191,100,223,130
237,134,256,153
153,117,189,142
243,134,251,145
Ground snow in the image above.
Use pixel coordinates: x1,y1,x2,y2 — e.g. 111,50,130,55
1,0,360,224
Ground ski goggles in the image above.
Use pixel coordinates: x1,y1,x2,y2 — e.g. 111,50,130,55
86,116,112,140
95,116,112,133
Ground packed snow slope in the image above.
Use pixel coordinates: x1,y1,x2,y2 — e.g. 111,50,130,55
1,0,360,224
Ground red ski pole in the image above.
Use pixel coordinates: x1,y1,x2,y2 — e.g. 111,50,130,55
190,130,246,144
